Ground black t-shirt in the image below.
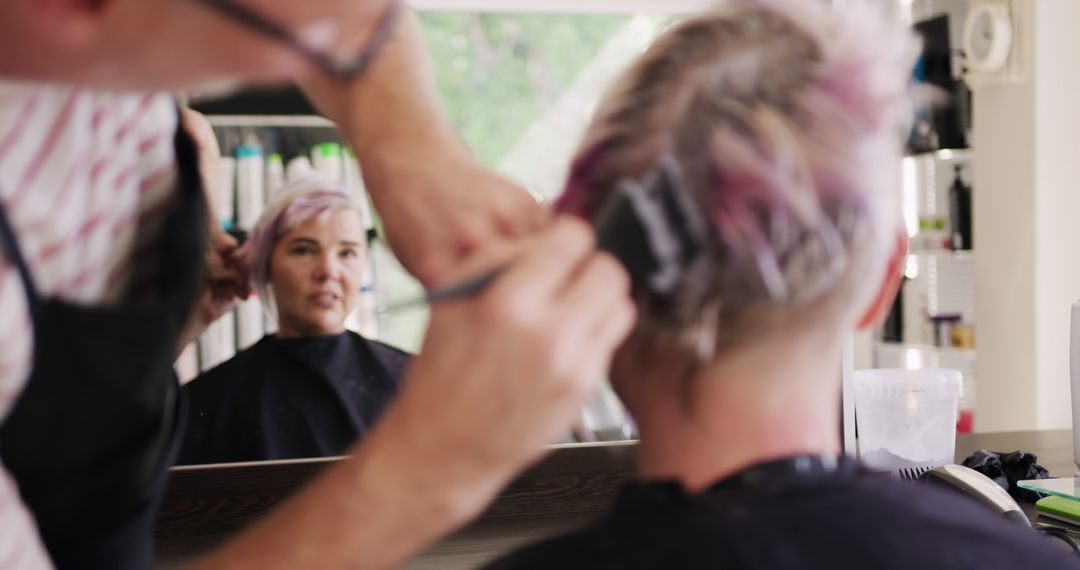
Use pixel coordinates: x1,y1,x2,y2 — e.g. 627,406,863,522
178,332,409,465
485,457,1079,570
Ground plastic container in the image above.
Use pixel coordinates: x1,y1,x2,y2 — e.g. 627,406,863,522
235,143,265,231
286,156,314,182
216,157,236,227
266,153,285,195
312,143,344,183
854,368,963,474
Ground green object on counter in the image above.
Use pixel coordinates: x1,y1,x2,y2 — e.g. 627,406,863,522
1036,495,1080,526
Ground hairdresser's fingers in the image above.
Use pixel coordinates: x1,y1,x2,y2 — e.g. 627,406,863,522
571,301,637,387
205,229,238,277
527,201,554,232
554,252,631,313
206,246,241,281
213,227,239,250
445,195,554,274
588,298,638,364
206,245,249,302
436,236,530,292
554,253,636,363
487,217,596,303
223,249,253,299
492,193,552,238
436,216,591,302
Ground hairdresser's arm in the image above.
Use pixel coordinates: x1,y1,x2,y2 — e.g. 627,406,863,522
177,108,247,355
298,6,546,286
194,220,636,569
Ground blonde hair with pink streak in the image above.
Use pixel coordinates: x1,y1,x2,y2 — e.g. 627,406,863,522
559,0,919,352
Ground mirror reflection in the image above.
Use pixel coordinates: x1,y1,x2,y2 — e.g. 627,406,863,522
178,181,409,465
177,11,673,465
175,0,1080,468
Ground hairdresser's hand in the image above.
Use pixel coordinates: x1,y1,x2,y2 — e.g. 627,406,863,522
374,218,636,501
178,229,249,356
296,9,547,287
176,108,248,355
373,146,547,287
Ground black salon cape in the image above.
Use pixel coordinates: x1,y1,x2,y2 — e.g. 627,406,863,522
178,332,409,465
484,457,1080,570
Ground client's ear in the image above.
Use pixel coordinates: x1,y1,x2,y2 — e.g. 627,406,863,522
23,0,114,53
856,231,907,330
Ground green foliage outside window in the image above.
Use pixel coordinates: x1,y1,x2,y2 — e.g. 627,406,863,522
420,13,632,167
375,13,668,352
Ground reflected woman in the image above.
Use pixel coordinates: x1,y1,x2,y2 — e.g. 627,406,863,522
179,179,409,465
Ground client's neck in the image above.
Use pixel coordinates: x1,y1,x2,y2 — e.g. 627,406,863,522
631,330,846,493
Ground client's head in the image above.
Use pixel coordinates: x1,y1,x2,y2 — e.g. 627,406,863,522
561,2,917,429
246,179,368,339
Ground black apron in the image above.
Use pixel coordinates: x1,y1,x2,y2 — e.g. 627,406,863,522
0,116,206,569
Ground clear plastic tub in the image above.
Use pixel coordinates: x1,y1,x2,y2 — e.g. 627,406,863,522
854,368,963,474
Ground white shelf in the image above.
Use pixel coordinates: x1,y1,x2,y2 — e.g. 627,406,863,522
907,248,974,258
874,341,975,360
207,115,335,128
905,148,975,162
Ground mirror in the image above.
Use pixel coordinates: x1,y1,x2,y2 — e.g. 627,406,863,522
174,0,1080,467
176,10,678,466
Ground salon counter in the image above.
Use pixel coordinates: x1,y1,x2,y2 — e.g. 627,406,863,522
154,441,637,569
154,431,1075,569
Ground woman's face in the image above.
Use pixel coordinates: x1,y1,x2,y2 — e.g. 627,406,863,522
269,208,367,338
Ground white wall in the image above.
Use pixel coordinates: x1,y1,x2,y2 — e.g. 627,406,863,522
974,0,1080,431
972,69,1037,430
1033,0,1080,430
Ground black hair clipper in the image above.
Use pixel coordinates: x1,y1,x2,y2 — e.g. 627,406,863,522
592,157,707,295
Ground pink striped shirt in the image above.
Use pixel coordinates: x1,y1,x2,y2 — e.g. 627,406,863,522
0,80,180,569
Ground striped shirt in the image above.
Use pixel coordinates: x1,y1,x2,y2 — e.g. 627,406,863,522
0,80,181,568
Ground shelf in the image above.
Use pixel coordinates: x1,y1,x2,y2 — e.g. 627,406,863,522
872,341,977,406
904,148,975,161
207,115,335,128
907,248,974,258
874,341,975,360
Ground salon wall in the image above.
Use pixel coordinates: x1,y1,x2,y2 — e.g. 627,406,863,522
1031,0,1080,431
974,0,1080,432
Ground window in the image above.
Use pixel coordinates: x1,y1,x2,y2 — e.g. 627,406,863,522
375,6,685,351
